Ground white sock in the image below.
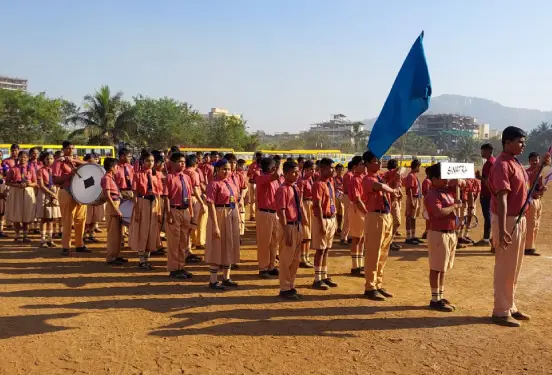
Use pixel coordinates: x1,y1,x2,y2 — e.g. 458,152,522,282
314,267,322,282
431,288,439,302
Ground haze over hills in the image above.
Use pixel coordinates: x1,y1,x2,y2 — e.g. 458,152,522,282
363,94,552,132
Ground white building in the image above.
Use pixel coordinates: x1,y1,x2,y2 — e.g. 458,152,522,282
0,75,27,91
309,114,365,145
203,107,242,121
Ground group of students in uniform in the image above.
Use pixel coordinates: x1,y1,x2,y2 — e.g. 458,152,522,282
1,128,547,327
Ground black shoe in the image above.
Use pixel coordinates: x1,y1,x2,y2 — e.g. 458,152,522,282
525,249,540,256
138,262,154,271
458,238,471,245
441,298,456,310
230,263,239,270
31,229,40,235
491,315,521,327
279,290,300,300
299,261,314,269
347,238,353,244
222,279,239,287
412,237,424,244
378,288,394,298
350,268,364,277
107,259,124,266
421,232,427,240
169,270,190,279
90,237,100,243
364,290,386,301
53,233,62,239
405,238,419,245
474,239,491,247
151,248,166,257
312,281,330,290
268,268,279,276
259,270,274,279
429,300,454,312
83,237,93,244
390,242,402,251
76,246,92,253
0,232,8,238
340,239,347,245
323,278,338,287
291,288,303,299
61,248,71,256
511,311,531,321
115,257,128,263
209,282,226,291
22,237,32,243
185,254,202,264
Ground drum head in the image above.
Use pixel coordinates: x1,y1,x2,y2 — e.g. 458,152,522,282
70,164,106,205
120,200,133,225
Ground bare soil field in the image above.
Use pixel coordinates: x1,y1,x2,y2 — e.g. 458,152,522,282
1,199,552,375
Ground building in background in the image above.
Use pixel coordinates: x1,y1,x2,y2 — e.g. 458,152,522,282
309,114,366,145
203,107,242,121
0,75,27,91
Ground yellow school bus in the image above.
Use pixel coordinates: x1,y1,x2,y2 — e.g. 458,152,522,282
177,147,234,157
416,155,433,167
235,151,254,165
0,144,115,164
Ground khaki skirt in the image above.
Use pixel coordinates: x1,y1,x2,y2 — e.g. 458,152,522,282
206,207,240,265
86,203,105,224
36,188,61,219
129,197,161,252
6,186,36,223
302,200,313,241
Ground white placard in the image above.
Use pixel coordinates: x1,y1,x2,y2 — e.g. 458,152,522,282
440,162,475,180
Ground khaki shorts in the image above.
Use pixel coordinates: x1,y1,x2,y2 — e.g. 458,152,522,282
348,204,365,238
427,230,457,272
405,196,421,219
391,200,401,226
311,216,337,250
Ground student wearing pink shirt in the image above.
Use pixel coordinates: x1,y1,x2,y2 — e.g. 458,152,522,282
404,159,423,245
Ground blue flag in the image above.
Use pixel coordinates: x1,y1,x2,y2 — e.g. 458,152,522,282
367,32,432,158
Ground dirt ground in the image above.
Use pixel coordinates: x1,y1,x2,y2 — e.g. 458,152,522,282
1,198,552,375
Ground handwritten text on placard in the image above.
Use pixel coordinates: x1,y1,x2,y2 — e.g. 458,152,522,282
440,163,475,179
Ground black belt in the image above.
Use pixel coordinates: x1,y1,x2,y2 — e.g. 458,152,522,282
374,210,390,214
436,229,455,233
323,215,336,219
171,205,189,210
138,195,155,201
215,204,232,208
260,208,276,213
303,198,312,201
287,221,301,226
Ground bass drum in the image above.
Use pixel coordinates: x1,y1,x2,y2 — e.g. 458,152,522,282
120,200,134,226
70,164,106,206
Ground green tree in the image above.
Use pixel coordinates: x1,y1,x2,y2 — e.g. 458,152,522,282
454,136,480,162
0,89,70,144
204,115,257,151
388,132,437,156
70,85,136,145
525,122,552,158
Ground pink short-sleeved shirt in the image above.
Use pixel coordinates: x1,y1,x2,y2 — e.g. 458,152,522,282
7,165,37,184
481,156,496,198
489,152,528,216
101,174,121,200
184,168,201,188
164,172,194,207
51,159,74,188
404,172,421,197
37,166,55,187
348,174,364,202
422,178,431,197
206,178,239,205
114,162,134,190
342,171,353,196
132,170,164,196
276,182,303,222
425,188,456,231
312,178,336,217
297,176,313,200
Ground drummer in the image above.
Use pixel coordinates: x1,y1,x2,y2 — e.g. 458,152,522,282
52,140,89,256
84,153,104,244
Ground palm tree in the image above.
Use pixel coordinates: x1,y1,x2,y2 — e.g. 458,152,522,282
454,136,480,162
70,85,136,145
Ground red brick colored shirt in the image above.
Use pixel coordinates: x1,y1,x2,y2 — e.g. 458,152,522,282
361,172,390,212
348,173,364,203
425,187,457,231
481,156,496,198
312,177,336,217
164,172,194,207
276,182,303,222
52,159,74,188
101,173,120,200
184,168,201,188
342,171,353,197
422,178,431,197
489,152,528,216
37,166,54,187
256,173,279,211
404,172,421,197
297,176,313,200
114,162,134,190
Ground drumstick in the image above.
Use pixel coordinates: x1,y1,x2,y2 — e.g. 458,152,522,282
65,158,82,178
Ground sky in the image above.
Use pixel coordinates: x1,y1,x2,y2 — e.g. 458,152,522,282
2,0,552,133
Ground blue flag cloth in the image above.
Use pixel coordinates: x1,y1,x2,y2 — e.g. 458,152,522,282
367,32,432,158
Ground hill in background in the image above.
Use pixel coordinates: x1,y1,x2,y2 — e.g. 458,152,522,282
363,94,552,131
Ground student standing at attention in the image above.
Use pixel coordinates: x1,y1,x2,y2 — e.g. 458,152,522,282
524,152,546,256
311,158,339,290
489,126,549,327
347,156,367,277
384,159,403,251
474,143,495,249
424,163,461,312
36,152,61,248
255,157,281,279
276,160,308,300
297,160,315,268
404,159,423,245
340,162,354,245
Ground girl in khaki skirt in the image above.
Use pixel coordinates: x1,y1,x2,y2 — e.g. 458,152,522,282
36,152,61,248
6,151,37,243
205,159,240,291
84,154,104,243
151,152,167,256
129,151,164,270
297,160,315,267
0,150,7,238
